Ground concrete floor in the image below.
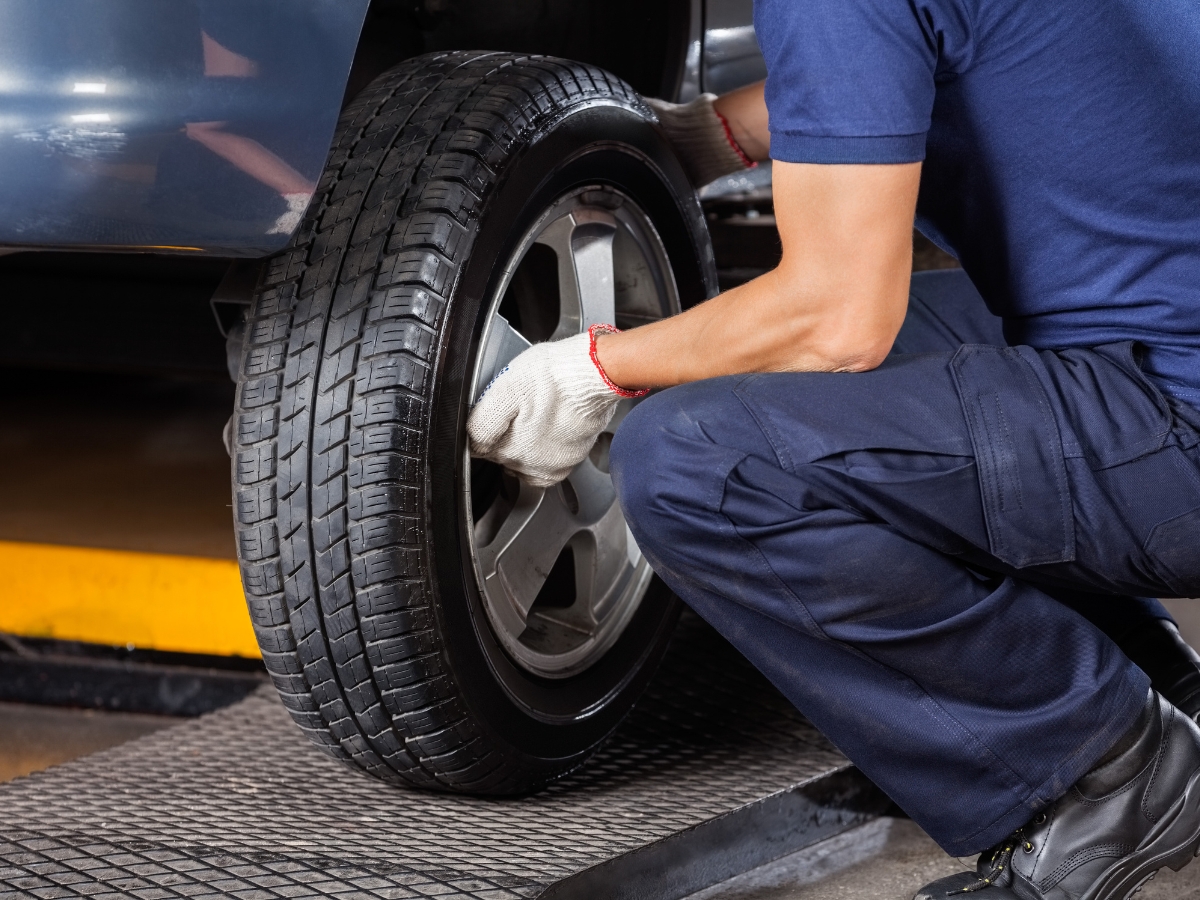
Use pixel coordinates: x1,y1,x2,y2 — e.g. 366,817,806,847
1165,599,1200,651
0,701,173,783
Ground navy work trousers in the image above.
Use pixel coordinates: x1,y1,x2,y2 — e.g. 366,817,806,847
610,270,1200,856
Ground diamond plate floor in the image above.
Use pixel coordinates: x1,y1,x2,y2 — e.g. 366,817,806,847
0,615,884,900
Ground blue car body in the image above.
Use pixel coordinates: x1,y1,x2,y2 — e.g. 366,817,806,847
0,0,762,258
0,0,369,256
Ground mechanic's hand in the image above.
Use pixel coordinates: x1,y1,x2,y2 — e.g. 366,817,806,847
468,325,646,487
644,94,754,187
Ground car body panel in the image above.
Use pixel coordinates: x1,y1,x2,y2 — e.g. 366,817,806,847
0,0,762,258
0,0,369,256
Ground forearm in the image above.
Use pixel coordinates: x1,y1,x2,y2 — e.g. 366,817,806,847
596,266,906,389
596,161,920,390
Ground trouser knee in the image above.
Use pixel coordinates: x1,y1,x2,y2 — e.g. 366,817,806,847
610,379,766,558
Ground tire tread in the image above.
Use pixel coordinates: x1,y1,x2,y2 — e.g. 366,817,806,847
234,52,646,792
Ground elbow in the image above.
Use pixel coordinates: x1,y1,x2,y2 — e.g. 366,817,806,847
819,298,903,373
767,274,905,374
810,329,895,374
777,325,896,375
836,340,892,373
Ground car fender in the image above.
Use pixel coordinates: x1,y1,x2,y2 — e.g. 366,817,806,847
0,0,370,256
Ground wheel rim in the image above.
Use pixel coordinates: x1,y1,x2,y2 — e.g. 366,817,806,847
465,186,680,680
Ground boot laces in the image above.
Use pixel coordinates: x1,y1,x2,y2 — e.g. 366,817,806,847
949,828,1033,894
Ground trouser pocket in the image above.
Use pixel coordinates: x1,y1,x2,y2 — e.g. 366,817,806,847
951,345,1076,568
1145,507,1200,597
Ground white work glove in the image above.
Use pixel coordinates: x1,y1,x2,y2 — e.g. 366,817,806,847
643,93,755,187
267,192,313,235
468,325,646,487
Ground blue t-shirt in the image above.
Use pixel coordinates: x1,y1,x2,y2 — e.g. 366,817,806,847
757,0,1200,408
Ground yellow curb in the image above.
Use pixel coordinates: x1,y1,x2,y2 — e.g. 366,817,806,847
0,540,259,658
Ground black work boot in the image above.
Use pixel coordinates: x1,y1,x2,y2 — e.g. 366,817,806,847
1115,619,1200,722
915,691,1200,899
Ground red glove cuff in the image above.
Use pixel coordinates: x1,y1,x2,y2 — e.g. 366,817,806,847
588,324,650,399
713,108,757,170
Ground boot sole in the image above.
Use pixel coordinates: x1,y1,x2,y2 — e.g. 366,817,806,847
1083,766,1200,900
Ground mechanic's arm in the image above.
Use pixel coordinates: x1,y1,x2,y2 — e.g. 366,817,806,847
596,160,920,387
468,160,921,486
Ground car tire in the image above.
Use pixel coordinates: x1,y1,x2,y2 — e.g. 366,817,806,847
232,50,716,793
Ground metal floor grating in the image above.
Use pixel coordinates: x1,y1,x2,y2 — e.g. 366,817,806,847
0,614,884,900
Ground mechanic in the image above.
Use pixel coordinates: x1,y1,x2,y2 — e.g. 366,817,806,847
468,0,1200,896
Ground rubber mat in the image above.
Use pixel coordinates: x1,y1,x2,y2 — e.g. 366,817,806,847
0,614,884,900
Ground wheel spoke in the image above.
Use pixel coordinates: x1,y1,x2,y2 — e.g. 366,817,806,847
528,457,629,630
474,451,626,634
570,212,618,332
475,313,531,398
475,480,580,635
568,500,638,629
563,451,617,518
536,208,618,339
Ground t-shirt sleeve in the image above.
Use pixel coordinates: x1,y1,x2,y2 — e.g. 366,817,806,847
755,0,969,164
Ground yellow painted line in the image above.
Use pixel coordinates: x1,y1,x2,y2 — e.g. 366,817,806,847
0,540,259,658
